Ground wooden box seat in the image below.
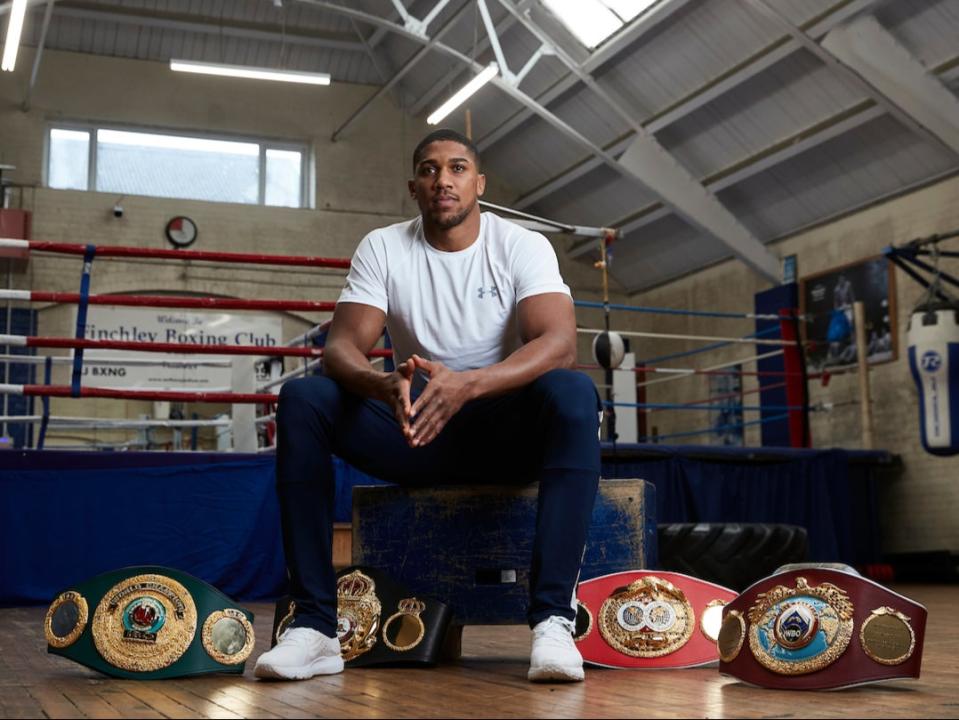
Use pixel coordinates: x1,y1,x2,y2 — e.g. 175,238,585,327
351,479,656,626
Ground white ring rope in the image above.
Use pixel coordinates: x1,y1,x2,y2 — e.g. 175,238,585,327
634,350,786,390
577,328,798,347
0,415,231,429
0,353,231,368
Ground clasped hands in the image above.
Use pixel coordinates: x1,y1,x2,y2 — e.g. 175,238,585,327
381,354,475,448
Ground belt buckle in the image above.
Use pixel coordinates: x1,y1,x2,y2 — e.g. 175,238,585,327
574,570,738,668
719,564,927,689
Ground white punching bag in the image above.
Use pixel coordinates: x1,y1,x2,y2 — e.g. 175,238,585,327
908,300,959,456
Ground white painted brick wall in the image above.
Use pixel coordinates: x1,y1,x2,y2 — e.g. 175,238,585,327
615,174,959,554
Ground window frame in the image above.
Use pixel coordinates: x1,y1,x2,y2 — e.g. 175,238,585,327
45,121,311,209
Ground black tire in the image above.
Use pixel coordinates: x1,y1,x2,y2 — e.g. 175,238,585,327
657,523,809,591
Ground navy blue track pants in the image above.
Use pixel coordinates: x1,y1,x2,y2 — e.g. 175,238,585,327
275,368,601,636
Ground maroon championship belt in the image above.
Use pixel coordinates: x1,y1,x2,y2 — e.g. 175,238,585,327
718,564,927,690
573,570,738,668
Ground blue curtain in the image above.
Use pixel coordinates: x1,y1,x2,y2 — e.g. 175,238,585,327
602,444,883,565
0,453,284,605
1,446,884,605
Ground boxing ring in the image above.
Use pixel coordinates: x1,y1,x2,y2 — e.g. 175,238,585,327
0,215,895,605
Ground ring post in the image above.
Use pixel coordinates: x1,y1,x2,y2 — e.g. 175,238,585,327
231,357,257,452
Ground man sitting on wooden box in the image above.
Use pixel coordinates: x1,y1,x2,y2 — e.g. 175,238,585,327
254,129,601,683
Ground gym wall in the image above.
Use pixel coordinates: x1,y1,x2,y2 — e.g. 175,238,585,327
632,173,959,555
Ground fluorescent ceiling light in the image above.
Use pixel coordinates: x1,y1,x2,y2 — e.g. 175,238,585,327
540,0,658,49
1,0,27,72
170,59,331,86
427,63,499,126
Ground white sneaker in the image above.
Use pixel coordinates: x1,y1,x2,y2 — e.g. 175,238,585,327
254,627,344,680
528,616,585,682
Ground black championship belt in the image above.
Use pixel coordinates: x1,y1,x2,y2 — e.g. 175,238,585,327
272,566,452,667
45,565,254,679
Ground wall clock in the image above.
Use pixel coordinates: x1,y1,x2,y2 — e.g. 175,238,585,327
165,216,198,248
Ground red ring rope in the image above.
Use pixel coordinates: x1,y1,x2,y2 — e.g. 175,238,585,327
5,239,351,268
21,385,277,403
9,335,392,358
18,291,336,312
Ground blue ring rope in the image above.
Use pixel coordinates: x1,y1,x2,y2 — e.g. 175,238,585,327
642,413,791,442
575,300,772,320
605,401,809,412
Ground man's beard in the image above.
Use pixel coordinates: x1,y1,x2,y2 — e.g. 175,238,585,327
429,203,473,230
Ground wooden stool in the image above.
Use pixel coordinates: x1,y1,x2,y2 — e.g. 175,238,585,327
352,479,656,653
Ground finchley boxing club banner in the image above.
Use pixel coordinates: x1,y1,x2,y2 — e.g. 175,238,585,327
74,306,283,390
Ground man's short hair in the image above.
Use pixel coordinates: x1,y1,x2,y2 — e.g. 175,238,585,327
412,129,481,171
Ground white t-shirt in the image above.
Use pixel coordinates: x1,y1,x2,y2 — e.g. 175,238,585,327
338,212,571,378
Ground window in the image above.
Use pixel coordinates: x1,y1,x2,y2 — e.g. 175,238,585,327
47,124,308,208
48,128,90,191
540,0,659,49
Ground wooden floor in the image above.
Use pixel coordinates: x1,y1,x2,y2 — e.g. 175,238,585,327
2,585,958,719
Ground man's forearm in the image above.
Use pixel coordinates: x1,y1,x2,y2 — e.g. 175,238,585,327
323,342,388,401
465,333,575,400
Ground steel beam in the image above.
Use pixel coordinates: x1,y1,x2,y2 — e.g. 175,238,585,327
616,135,779,281
495,0,779,282
821,14,959,153
349,18,391,85
477,0,695,151
367,0,456,50
20,0,53,112
296,0,660,175
745,0,954,157
512,0,878,209
569,54,959,260
303,0,779,281
409,1,528,116
330,0,475,141
46,1,365,53
568,103,887,260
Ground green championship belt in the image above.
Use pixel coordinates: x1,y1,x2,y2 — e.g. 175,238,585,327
45,566,255,679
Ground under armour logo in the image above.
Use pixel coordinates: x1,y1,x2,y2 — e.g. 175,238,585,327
477,286,499,299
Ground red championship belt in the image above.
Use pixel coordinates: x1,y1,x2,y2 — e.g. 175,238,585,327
718,564,927,690
574,570,738,668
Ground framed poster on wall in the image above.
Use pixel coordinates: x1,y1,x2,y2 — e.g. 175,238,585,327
800,256,897,373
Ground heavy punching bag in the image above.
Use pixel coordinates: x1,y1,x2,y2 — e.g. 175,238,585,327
908,299,959,455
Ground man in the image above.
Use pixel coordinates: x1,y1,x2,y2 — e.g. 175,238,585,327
254,129,600,683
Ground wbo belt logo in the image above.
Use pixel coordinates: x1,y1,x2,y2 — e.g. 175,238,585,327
477,286,499,299
921,350,943,373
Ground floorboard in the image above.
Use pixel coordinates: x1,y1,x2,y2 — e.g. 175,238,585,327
2,585,957,718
